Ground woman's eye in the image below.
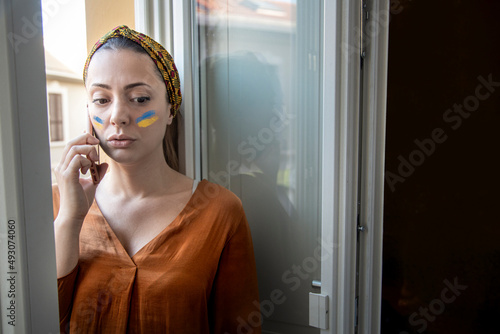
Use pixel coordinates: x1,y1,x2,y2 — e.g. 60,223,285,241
133,96,151,103
92,98,109,105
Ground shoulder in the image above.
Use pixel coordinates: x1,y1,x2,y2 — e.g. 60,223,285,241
195,180,244,212
188,180,246,229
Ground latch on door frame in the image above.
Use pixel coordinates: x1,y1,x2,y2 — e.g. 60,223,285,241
309,292,329,329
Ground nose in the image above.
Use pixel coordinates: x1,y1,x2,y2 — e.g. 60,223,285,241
109,98,131,127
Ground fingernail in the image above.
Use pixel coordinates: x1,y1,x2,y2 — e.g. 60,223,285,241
87,153,97,162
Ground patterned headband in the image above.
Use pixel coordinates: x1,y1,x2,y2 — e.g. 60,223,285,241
83,25,182,117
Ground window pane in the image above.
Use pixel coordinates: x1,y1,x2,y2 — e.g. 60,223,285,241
48,93,63,142
196,1,322,332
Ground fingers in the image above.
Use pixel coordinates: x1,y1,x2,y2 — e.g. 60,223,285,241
60,133,99,163
58,134,100,170
55,154,93,184
81,163,90,175
59,146,99,176
55,133,101,184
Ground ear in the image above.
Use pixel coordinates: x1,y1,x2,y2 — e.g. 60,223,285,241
167,104,174,125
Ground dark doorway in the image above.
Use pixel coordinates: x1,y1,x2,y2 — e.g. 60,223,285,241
381,1,500,333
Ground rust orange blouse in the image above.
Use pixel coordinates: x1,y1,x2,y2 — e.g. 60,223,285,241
53,180,261,333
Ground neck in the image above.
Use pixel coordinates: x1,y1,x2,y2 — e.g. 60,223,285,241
102,153,176,199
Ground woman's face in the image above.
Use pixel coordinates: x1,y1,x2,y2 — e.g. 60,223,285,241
85,48,172,165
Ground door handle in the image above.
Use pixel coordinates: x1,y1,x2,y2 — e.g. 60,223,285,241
312,280,322,288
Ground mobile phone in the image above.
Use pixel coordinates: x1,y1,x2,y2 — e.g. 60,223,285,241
87,115,101,185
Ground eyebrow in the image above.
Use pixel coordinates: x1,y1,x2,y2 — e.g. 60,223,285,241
90,82,152,90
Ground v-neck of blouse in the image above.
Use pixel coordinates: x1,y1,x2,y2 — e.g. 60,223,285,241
91,179,204,263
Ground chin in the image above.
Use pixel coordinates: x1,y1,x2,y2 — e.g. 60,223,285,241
108,149,165,168
100,147,137,165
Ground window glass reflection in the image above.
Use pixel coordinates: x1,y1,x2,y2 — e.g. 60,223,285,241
197,1,322,331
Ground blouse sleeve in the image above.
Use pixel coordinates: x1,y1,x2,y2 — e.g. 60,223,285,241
209,214,262,334
52,185,79,333
58,266,79,333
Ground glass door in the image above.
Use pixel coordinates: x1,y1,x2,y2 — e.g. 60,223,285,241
195,1,322,332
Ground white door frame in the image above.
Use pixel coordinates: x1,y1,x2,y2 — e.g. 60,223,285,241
322,0,389,332
320,0,361,332
356,0,390,332
0,0,59,333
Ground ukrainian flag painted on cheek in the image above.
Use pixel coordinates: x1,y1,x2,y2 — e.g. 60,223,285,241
93,116,104,130
136,110,159,128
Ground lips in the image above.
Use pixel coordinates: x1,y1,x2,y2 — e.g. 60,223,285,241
107,134,136,148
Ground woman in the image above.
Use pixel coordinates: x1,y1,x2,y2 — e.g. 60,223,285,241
53,25,261,333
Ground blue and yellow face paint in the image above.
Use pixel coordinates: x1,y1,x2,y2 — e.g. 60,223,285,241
92,115,104,130
136,110,159,128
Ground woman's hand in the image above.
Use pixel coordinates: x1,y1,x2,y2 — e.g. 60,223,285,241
54,133,108,223
53,132,108,277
